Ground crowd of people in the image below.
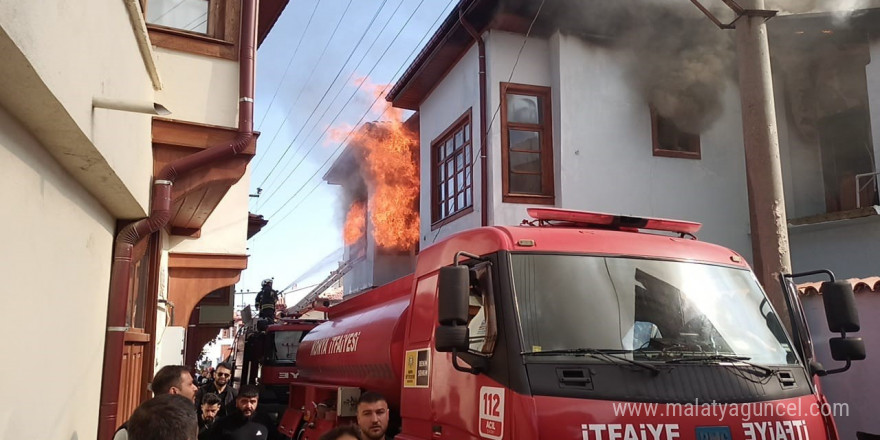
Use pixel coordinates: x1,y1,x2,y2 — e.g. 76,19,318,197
117,364,395,440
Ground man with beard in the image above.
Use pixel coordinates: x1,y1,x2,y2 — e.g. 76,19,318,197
355,392,392,440
196,362,237,418
203,385,269,440
198,393,222,439
114,365,199,440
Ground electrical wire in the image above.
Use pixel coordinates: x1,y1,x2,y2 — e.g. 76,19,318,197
254,0,320,133
252,0,355,178
254,0,398,199
432,0,546,243
255,0,430,211
259,0,455,233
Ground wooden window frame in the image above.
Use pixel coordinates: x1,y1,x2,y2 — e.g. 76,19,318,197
650,107,701,160
431,109,475,229
500,83,555,205
144,0,240,60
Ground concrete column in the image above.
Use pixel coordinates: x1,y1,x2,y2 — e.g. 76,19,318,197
734,0,793,323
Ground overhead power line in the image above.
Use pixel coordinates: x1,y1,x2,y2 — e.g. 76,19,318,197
255,0,432,212
254,0,397,197
254,0,321,134
260,0,456,232
252,0,355,176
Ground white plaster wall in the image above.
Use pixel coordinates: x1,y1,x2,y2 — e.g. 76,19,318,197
418,43,482,250
802,294,880,439
0,106,114,440
867,39,880,188
0,0,155,215
548,34,752,257
155,48,240,128
169,167,251,255
442,32,751,257
485,31,555,228
774,74,827,220
789,216,880,278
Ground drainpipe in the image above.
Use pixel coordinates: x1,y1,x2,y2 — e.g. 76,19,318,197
460,10,489,227
96,0,257,438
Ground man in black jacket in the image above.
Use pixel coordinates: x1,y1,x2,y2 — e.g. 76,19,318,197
203,385,269,440
128,394,199,440
196,362,237,418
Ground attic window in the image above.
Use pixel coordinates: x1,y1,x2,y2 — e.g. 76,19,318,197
651,108,701,160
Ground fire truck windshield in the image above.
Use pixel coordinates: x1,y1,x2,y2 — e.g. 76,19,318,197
511,254,798,366
268,330,306,364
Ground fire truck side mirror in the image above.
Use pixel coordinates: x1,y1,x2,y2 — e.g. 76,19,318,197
820,281,860,333
438,266,470,326
829,337,866,362
435,326,469,352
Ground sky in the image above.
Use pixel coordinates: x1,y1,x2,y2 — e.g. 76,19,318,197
236,0,456,309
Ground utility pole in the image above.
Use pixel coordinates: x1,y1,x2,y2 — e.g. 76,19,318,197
734,0,792,325
691,0,792,325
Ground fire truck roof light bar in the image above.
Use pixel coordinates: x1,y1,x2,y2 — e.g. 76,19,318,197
527,208,702,235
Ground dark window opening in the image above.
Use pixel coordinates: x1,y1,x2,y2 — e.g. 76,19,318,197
651,109,701,159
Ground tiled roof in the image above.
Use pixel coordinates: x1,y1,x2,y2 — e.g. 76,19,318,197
797,277,880,296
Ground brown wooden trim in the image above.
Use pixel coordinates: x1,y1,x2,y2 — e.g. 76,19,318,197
431,205,475,230
500,82,555,205
169,227,202,238
123,331,151,343
431,109,474,224
148,26,237,60
168,252,249,270
412,40,478,111
501,194,555,205
152,118,257,153
650,107,701,160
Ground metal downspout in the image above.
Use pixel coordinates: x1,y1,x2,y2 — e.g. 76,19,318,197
95,0,258,437
460,9,489,227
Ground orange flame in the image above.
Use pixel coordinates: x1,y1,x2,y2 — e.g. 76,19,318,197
343,201,366,245
340,81,419,251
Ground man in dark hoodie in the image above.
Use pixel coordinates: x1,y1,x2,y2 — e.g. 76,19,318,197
203,385,269,440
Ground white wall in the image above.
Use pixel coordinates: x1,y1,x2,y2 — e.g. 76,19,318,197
802,293,880,439
548,33,752,257
169,167,251,255
0,106,114,440
789,215,880,278
0,0,156,217
418,43,482,249
484,31,555,228
868,39,880,177
155,48,240,128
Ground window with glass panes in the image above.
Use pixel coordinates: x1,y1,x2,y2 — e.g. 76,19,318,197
432,111,473,226
143,0,240,60
500,83,554,204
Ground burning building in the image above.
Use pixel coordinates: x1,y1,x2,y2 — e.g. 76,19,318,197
324,114,420,296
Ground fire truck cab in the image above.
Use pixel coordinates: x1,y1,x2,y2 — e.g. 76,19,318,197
282,208,865,440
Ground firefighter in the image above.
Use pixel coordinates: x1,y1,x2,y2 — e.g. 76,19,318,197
255,278,279,322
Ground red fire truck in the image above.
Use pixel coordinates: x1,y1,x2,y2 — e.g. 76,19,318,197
279,208,865,440
235,317,322,414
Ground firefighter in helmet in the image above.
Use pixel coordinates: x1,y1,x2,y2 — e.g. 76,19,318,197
255,278,279,322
